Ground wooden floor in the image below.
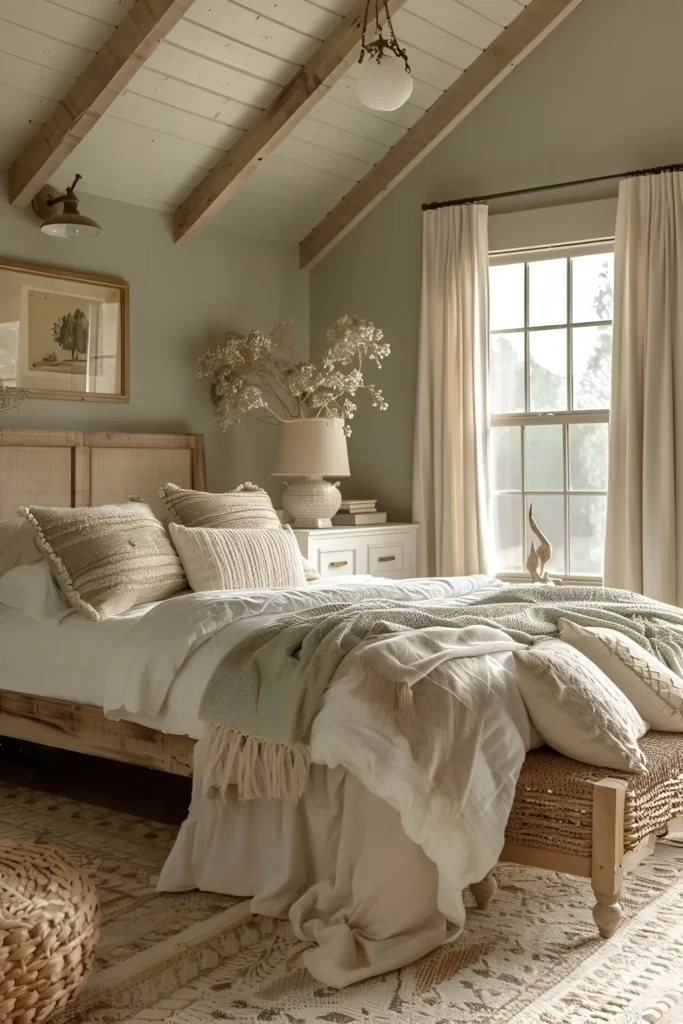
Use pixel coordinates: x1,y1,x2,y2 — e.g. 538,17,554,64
0,736,192,825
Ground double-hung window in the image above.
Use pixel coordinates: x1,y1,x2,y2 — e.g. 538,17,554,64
488,243,614,581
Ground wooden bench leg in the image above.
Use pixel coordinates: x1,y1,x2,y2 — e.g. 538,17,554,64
591,779,627,939
470,869,497,910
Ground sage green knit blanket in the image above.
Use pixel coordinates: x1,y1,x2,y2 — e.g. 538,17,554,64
198,584,683,801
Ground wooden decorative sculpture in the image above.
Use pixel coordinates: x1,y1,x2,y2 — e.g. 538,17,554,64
526,503,555,584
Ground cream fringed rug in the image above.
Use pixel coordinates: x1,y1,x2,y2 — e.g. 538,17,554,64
2,782,683,1024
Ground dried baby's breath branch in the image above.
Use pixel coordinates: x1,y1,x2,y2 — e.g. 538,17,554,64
0,384,27,414
199,314,390,436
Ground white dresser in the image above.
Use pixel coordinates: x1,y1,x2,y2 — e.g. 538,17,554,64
293,524,419,580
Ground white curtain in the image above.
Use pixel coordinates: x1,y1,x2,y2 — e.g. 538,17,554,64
604,171,683,603
413,204,493,577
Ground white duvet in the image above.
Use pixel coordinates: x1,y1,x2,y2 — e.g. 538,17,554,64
98,572,533,988
1,572,536,987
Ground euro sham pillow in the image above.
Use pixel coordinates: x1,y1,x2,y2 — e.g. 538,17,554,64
559,617,683,732
20,502,186,621
169,523,307,593
0,561,71,623
160,482,280,530
0,517,42,578
514,638,648,772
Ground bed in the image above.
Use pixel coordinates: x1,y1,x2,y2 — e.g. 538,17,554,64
1,427,682,987
0,427,202,773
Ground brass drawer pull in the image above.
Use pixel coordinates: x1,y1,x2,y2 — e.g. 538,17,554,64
378,555,396,563
329,560,349,568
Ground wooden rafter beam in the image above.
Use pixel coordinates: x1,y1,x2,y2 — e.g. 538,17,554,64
299,0,584,270
173,0,408,244
8,0,195,207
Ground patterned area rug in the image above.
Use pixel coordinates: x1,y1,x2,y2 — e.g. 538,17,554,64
2,780,683,1023
0,781,241,972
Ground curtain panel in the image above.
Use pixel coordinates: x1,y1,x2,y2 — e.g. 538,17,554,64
413,204,493,577
604,171,683,603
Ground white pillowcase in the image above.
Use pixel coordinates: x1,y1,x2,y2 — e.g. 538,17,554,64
0,561,71,623
559,618,683,732
170,523,307,593
0,517,42,577
514,638,648,772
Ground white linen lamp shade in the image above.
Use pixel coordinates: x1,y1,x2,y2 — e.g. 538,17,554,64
273,418,350,528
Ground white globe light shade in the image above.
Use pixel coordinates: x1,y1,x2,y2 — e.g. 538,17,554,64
356,52,413,111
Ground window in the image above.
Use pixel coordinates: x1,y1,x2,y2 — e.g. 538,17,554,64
488,244,613,579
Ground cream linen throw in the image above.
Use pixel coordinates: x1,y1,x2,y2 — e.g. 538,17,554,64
605,171,683,602
199,584,683,803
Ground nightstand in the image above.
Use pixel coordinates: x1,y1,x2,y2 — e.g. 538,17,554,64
292,523,419,580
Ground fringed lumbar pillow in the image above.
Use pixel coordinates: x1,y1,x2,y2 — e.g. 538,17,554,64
169,523,306,593
160,482,280,530
514,638,649,772
20,502,186,621
559,618,683,732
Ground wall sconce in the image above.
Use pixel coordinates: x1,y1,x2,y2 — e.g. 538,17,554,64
32,174,103,239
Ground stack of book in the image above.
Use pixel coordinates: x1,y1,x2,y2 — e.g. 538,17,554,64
332,499,387,526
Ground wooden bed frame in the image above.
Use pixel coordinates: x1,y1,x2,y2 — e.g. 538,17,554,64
1,427,681,942
0,428,203,776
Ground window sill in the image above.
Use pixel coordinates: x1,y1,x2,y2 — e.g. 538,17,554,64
496,573,604,587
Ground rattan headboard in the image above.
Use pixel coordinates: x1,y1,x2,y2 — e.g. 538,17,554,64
0,429,206,520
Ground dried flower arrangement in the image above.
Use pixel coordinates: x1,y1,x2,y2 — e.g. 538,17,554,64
199,315,389,436
0,384,27,415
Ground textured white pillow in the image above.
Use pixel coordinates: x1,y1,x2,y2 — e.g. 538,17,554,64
0,561,71,623
514,639,648,772
559,618,683,732
170,523,307,593
0,517,42,577
302,555,321,582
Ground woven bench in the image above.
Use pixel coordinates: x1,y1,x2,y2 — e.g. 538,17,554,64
470,732,683,939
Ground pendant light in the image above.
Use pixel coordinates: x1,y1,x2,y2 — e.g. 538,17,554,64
32,174,103,239
356,0,413,112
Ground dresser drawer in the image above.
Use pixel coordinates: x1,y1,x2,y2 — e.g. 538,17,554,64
368,533,413,575
317,547,358,577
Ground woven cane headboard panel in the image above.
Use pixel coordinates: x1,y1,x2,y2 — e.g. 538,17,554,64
0,430,206,520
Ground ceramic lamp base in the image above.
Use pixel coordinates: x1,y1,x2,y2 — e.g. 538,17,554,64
282,477,342,529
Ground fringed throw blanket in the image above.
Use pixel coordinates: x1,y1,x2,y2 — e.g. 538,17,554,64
199,585,683,802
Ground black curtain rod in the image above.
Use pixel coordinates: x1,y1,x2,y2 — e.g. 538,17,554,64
421,161,683,211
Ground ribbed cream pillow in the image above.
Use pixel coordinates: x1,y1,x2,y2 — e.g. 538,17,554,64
20,502,187,621
514,639,648,772
170,523,307,593
559,618,683,732
160,483,280,530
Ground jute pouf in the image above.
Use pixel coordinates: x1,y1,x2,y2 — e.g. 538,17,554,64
0,842,100,1023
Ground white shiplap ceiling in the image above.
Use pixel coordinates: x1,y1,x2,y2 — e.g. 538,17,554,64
0,0,532,244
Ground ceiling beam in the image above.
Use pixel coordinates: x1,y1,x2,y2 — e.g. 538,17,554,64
299,0,584,270
8,0,195,207
173,0,408,244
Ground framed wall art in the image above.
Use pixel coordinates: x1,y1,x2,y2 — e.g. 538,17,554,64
0,258,129,402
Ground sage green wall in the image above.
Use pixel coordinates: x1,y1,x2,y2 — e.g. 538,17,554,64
0,192,309,496
310,0,683,522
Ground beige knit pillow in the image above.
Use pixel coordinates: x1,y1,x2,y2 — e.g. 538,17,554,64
559,618,683,732
160,483,280,530
20,502,186,621
514,639,648,772
169,523,306,593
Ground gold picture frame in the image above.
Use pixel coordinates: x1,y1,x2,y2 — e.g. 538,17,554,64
0,257,129,403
